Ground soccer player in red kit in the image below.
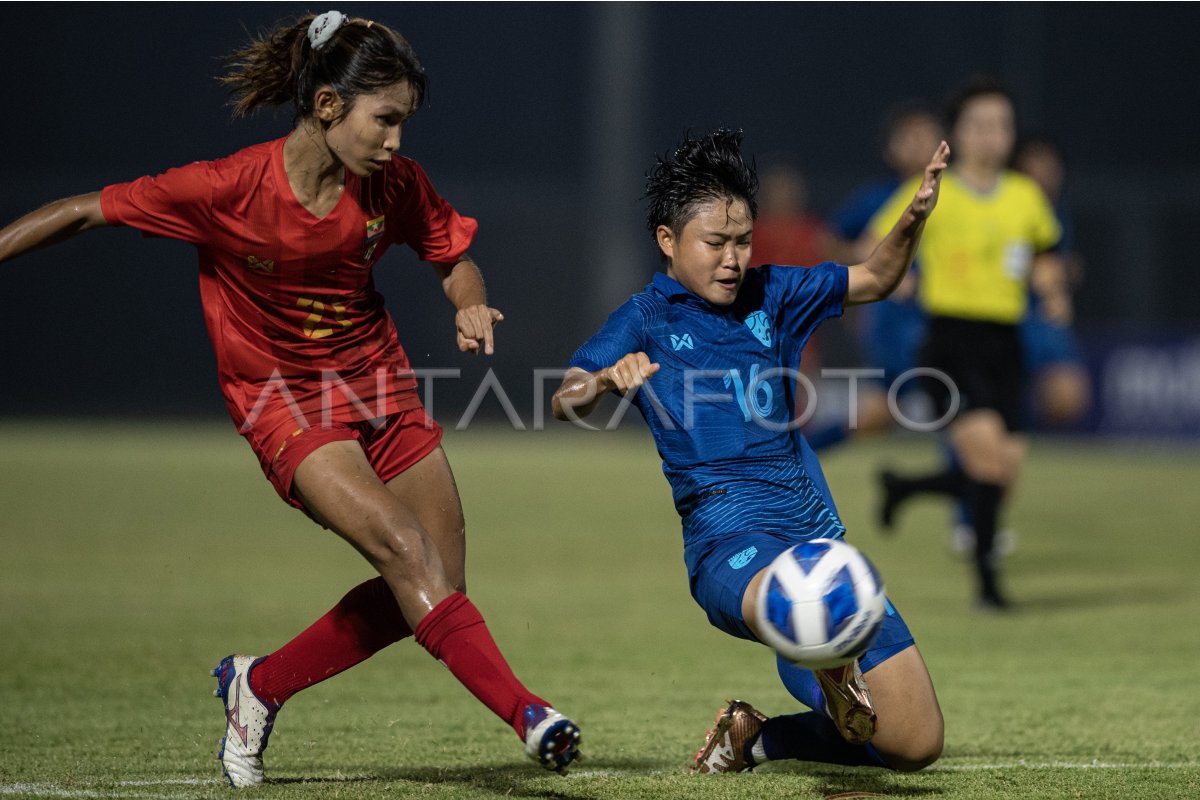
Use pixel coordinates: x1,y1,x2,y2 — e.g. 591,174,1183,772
0,11,580,787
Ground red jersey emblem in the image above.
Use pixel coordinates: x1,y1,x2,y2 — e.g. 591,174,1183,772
364,215,385,262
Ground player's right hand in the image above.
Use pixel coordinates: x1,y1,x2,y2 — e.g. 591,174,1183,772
910,141,950,220
601,352,660,394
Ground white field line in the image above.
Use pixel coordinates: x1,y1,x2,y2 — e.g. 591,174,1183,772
931,760,1198,771
3,762,1198,796
0,779,219,799
0,786,180,800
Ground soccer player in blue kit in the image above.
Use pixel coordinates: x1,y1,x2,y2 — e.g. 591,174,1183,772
552,130,948,773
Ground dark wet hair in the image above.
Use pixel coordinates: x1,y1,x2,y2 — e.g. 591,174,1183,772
644,129,759,248
221,12,427,121
944,75,1015,132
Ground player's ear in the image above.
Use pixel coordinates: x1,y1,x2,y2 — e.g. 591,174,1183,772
313,86,344,124
656,224,675,260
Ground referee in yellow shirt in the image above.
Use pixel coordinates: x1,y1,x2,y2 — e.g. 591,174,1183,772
868,76,1070,610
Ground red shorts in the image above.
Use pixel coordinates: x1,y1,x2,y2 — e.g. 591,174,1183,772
246,407,444,513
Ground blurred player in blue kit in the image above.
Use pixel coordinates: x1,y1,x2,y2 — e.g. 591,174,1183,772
822,104,945,443
553,131,949,773
1013,134,1091,431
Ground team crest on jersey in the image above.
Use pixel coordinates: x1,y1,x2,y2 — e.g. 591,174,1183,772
246,255,274,273
363,215,386,262
745,310,772,347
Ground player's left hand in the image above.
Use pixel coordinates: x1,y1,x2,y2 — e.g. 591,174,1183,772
456,304,504,355
911,141,950,219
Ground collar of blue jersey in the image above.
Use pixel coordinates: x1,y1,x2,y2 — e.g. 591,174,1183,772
651,271,709,303
650,270,743,314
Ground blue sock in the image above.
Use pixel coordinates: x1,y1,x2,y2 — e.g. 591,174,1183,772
805,422,849,452
770,654,888,768
759,712,888,767
776,654,826,711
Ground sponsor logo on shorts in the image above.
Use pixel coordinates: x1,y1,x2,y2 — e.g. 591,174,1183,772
727,545,758,570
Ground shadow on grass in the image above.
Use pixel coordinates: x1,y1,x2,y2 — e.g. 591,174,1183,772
762,763,946,799
266,756,664,798
1004,584,1187,613
265,757,947,799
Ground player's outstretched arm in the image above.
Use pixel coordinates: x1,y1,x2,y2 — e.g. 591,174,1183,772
434,256,504,355
0,193,108,265
551,353,659,422
846,141,949,305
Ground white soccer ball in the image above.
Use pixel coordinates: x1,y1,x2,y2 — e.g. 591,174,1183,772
754,538,887,669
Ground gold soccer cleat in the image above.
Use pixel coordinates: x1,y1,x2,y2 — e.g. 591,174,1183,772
691,699,768,774
815,660,877,744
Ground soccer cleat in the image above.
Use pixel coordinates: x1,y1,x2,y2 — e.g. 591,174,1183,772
691,699,767,774
976,571,1015,612
976,590,1014,612
212,654,279,787
815,661,877,744
950,524,1018,558
522,704,582,774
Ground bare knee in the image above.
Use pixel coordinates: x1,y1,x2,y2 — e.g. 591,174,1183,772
879,714,944,772
361,518,446,584
954,423,1023,487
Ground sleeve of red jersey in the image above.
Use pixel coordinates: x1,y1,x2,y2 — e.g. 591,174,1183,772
388,159,479,264
100,161,215,245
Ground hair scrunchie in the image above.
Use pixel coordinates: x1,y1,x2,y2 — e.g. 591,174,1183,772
308,11,348,50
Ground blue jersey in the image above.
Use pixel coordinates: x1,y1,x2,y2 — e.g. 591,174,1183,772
830,177,926,382
570,264,849,544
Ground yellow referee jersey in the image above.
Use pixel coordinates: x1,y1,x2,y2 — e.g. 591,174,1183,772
868,170,1061,324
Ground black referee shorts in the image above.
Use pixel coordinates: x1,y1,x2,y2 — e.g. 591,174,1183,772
918,316,1026,432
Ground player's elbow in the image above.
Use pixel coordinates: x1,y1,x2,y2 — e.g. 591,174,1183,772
551,391,586,422
551,394,570,421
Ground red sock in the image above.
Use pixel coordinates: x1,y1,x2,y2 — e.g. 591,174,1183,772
248,577,412,706
415,592,548,736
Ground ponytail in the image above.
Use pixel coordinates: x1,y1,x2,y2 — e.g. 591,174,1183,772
220,12,427,121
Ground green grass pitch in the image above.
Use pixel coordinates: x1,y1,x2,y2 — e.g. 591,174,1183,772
1,421,1198,799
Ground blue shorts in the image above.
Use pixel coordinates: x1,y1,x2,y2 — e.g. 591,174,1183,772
862,297,927,386
685,531,915,673
1020,314,1084,371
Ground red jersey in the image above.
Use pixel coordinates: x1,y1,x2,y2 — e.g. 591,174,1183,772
101,136,477,451
751,213,829,269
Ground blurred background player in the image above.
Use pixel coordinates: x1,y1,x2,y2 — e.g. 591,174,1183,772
824,103,945,444
870,77,1068,610
1014,133,1092,430
553,129,948,775
750,159,838,441
0,10,580,786
752,159,831,269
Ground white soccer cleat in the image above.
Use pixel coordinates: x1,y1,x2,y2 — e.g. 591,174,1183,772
212,654,278,787
522,704,582,774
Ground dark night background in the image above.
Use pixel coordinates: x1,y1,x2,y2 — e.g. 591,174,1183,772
2,3,1198,427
